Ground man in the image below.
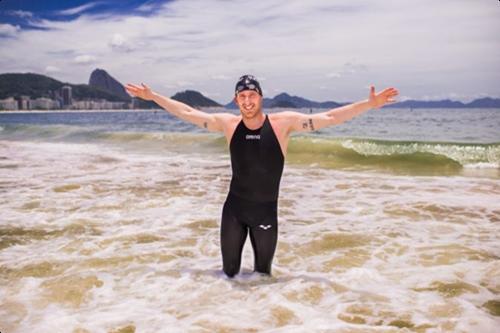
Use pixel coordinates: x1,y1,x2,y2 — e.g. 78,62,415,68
125,75,398,278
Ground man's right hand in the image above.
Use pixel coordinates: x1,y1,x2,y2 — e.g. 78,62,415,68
125,83,155,101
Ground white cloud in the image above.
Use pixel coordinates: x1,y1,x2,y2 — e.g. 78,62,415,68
200,91,221,98
418,91,497,103
45,66,61,73
109,33,133,52
210,75,231,80
56,2,103,16
326,72,341,78
7,10,34,18
0,23,20,37
399,95,413,102
0,0,498,103
326,62,368,79
175,80,195,87
73,55,97,65
136,1,161,13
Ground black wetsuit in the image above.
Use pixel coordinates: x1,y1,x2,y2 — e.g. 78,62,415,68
221,114,284,277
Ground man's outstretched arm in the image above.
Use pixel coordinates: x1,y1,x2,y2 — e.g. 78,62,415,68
125,82,227,132
285,86,399,133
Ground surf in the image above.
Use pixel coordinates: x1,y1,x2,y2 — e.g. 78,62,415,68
1,122,499,176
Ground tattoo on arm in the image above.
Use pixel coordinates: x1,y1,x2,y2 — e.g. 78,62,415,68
308,118,315,131
302,122,308,130
203,122,208,129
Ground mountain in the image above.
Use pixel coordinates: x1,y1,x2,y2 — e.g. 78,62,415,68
385,99,466,108
272,92,342,108
225,92,342,109
3,71,500,109
0,72,129,102
0,73,61,99
465,97,500,108
171,90,221,107
88,68,130,100
87,68,158,108
225,93,500,110
0,71,219,109
270,100,298,108
386,98,500,108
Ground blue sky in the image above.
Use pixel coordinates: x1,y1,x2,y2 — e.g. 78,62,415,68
0,0,162,27
1,0,499,104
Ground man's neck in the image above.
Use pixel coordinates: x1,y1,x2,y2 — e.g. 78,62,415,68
242,112,265,130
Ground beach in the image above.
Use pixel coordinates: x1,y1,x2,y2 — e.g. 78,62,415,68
1,108,499,332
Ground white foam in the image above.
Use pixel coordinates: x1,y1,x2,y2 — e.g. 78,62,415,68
464,162,499,169
1,139,499,332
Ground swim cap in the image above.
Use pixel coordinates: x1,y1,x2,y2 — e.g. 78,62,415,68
235,74,262,96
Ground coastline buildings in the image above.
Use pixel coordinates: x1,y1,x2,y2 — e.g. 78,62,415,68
0,97,17,110
30,97,60,110
61,85,72,107
0,84,133,111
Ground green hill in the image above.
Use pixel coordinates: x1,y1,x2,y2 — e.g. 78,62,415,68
171,90,221,108
0,73,129,102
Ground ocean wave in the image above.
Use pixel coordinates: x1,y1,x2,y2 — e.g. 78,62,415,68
1,124,498,173
1,124,219,142
287,136,499,173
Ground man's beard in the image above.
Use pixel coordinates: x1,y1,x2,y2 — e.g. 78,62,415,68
240,104,261,119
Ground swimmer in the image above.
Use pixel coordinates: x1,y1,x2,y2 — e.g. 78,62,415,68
125,75,398,278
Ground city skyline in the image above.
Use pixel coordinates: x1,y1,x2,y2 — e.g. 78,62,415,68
1,0,499,104
0,82,134,110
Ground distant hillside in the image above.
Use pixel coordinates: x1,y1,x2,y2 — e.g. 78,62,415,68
271,100,298,108
272,92,342,108
0,72,129,102
87,68,158,108
225,92,500,110
0,73,59,99
89,68,130,100
465,97,500,108
3,71,499,109
0,71,221,109
225,92,342,109
171,90,221,108
386,99,465,108
386,97,500,108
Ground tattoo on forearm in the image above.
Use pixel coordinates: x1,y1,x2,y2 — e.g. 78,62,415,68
308,118,315,131
203,122,208,129
302,122,308,130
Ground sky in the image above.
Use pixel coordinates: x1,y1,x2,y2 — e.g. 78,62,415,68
0,0,499,104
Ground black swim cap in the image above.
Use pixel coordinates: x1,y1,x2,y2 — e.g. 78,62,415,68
235,74,262,96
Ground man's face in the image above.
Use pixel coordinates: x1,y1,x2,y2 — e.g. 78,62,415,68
235,90,262,119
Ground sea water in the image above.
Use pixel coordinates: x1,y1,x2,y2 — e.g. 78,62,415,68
0,108,499,332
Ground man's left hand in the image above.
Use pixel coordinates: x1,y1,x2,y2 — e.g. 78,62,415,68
369,85,399,109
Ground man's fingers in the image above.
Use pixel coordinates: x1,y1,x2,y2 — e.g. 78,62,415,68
380,88,399,100
125,84,141,97
126,83,142,89
380,87,395,95
388,91,399,99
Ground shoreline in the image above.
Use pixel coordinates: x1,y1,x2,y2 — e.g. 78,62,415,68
0,109,161,114
2,107,499,114
0,106,233,114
